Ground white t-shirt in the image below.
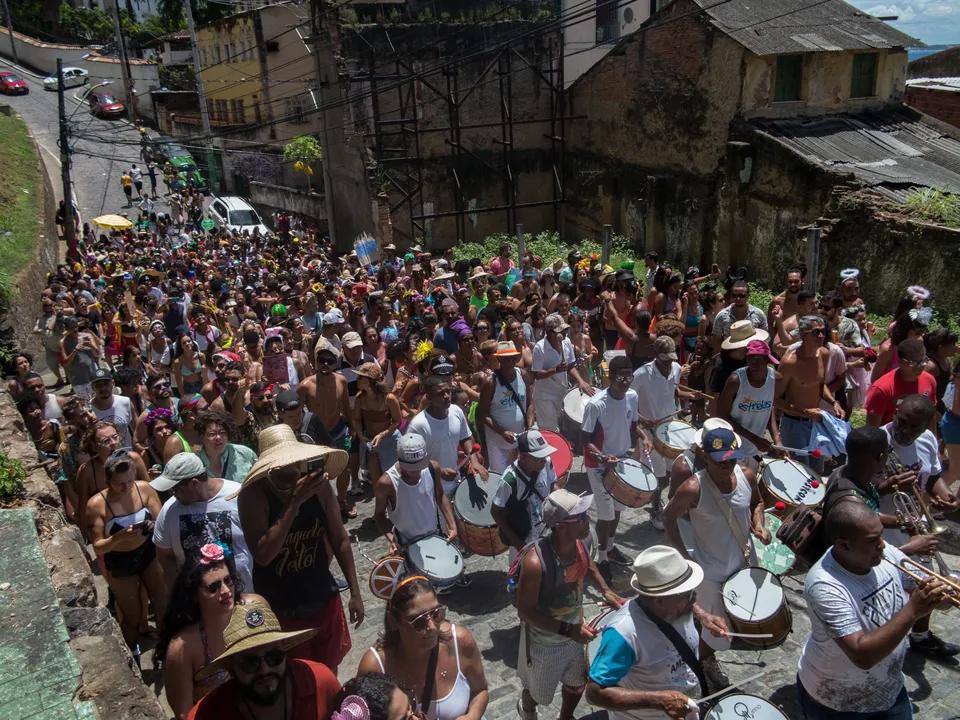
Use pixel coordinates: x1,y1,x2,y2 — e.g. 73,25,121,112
630,361,680,423
405,406,472,494
93,395,134,450
492,459,556,544
798,545,914,714
152,479,254,591
190,325,222,353
582,389,639,467
531,337,576,398
879,423,941,547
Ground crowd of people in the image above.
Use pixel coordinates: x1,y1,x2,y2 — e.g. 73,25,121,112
10,216,960,720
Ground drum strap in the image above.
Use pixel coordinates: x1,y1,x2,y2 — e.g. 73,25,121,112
700,473,753,566
638,603,708,698
417,643,440,713
494,370,528,430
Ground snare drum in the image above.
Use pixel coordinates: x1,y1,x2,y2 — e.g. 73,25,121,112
652,420,697,459
405,535,464,589
540,430,573,478
602,458,657,508
561,388,587,452
703,694,788,720
722,567,792,648
586,606,618,667
453,473,507,557
761,458,823,516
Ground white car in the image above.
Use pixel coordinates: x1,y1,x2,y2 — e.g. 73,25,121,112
43,67,88,90
207,196,270,236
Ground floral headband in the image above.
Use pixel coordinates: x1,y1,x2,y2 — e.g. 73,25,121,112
143,407,173,426
199,541,231,564
909,307,933,325
332,696,370,720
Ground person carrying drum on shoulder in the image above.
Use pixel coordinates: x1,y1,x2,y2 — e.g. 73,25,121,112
515,489,623,720
586,545,730,720
531,314,594,433
491,430,563,566
477,342,534,474
663,428,770,692
581,355,650,585
630,336,698,531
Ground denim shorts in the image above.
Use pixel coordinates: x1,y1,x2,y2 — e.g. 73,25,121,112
941,410,960,446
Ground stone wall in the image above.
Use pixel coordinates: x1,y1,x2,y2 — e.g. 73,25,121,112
249,181,328,224
906,86,960,129
907,46,960,79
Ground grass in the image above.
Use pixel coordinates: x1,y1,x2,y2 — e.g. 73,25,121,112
904,187,960,229
0,112,44,302
452,231,636,270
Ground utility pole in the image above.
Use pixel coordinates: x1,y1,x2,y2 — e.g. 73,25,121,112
184,0,217,189
57,58,78,262
1,0,18,66
310,0,337,247
108,0,135,122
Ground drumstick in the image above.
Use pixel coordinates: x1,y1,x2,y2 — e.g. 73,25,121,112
678,384,715,399
455,443,483,473
724,632,774,638
695,670,767,705
771,444,823,459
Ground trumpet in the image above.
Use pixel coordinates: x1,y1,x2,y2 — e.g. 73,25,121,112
882,555,960,610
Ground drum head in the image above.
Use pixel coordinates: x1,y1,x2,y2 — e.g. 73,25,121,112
406,536,463,582
587,607,617,666
654,420,697,450
541,431,573,477
705,694,788,719
615,458,658,491
762,459,824,506
723,568,784,622
369,556,405,600
454,473,500,527
562,389,587,424
752,511,795,576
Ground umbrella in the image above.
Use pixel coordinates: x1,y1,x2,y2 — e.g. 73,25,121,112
92,214,133,230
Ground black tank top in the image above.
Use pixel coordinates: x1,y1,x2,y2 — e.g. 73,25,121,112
252,489,337,616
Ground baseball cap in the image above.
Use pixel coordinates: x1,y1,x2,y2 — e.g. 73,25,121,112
654,336,678,361
746,339,779,365
542,489,594,529
397,434,429,472
150,452,206,492
341,331,363,349
315,338,341,359
702,428,745,462
430,355,454,376
92,368,113,383
694,417,734,447
544,313,570,333
275,389,302,412
517,430,557,459
104,450,133,473
322,309,343,325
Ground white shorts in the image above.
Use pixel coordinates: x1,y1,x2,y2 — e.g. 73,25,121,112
696,577,733,652
486,432,519,475
586,466,628,522
647,448,667,477
518,627,588,704
533,390,563,433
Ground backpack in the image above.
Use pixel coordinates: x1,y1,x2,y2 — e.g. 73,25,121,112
497,463,548,546
776,489,861,567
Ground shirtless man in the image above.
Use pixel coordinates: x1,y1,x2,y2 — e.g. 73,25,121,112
839,269,864,308
602,270,642,354
774,315,843,473
767,267,804,329
297,338,354,519
771,291,818,355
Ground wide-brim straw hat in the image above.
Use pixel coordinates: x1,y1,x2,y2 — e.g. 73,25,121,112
721,320,769,350
194,602,316,681
228,425,349,499
468,266,491,281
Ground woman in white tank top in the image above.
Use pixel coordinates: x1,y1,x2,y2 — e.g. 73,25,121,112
358,578,489,720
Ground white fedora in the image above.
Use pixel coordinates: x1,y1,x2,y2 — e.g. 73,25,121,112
630,545,704,597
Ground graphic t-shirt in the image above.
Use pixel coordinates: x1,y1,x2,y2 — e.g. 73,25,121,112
92,395,134,449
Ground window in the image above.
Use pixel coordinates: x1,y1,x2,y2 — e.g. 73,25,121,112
216,99,229,122
201,49,207,67
213,45,221,64
253,97,262,124
231,99,245,124
851,52,877,98
774,55,802,102
286,97,309,124
650,0,672,12
596,0,618,43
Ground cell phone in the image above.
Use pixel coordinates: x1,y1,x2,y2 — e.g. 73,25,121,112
300,456,326,475
128,520,148,531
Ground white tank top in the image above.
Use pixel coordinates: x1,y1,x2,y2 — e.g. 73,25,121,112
488,371,527,437
729,367,775,457
370,625,472,720
386,464,438,543
689,465,753,583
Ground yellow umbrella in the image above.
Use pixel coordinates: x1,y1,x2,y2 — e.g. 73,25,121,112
92,214,134,230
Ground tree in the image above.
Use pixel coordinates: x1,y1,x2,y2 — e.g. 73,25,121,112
282,135,322,193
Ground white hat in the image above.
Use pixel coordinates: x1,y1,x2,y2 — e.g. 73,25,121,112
542,488,593,528
341,331,363,349
517,430,557,459
322,310,343,325
630,545,704,597
398,434,429,472
150,453,206,492
693,417,734,447
721,320,769,350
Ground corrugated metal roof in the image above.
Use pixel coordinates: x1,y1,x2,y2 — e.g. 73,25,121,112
694,0,920,56
907,77,960,93
749,110,960,198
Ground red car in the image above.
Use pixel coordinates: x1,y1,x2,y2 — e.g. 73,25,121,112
88,91,125,118
0,71,28,95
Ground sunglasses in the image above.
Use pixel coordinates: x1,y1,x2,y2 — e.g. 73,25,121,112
316,356,337,365
613,374,633,383
151,381,171,389
475,326,490,332
236,648,285,674
405,604,446,633
732,292,747,299
902,356,929,367
810,328,826,338
253,393,274,401
202,574,235,593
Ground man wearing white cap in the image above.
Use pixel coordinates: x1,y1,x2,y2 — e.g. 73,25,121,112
319,309,343,352
531,313,593,432
586,545,729,719
516,489,622,720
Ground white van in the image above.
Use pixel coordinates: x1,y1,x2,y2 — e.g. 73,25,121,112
207,196,270,236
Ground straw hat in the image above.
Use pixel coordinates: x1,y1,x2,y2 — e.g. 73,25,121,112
229,425,349,498
354,362,384,381
468,266,491,281
194,602,316,681
494,340,521,358
720,320,769,350
431,268,455,284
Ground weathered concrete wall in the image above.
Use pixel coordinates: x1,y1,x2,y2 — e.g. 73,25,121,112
249,181,328,223
742,49,907,119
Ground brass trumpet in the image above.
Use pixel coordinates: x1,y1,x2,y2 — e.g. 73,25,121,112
882,555,960,610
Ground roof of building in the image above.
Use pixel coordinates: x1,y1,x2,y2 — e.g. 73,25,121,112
907,77,960,93
748,109,960,202
693,0,920,56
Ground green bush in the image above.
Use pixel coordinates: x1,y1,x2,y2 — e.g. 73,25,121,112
452,231,637,270
0,450,26,500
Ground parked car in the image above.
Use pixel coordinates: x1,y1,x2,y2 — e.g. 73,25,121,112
207,196,270,236
0,71,28,95
88,91,125,118
147,138,208,193
43,67,88,89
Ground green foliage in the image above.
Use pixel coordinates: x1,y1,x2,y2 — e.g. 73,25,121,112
340,7,358,25
281,136,323,164
0,449,26,500
452,231,637,269
387,8,402,24
904,187,960,229
748,283,774,316
417,7,433,21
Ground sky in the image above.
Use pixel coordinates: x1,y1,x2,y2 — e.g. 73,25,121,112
848,0,959,46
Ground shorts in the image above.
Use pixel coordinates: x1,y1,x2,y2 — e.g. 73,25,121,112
183,380,203,396
518,627,588,704
647,448,667,477
533,389,563,433
330,421,352,453
486,431,519,475
45,349,61,372
586,466,627,522
941,411,960,446
279,594,352,672
695,577,733,651
361,429,400,471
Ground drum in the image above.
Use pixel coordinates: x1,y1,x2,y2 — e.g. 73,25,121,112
453,473,507,557
761,458,823,516
751,511,795,576
586,606,618,667
652,420,697,460
721,567,792,649
561,388,587,452
703,694,788,720
405,535,464,589
602,458,657,508
541,430,573,478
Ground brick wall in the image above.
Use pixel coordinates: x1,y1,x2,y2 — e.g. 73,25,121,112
906,86,960,129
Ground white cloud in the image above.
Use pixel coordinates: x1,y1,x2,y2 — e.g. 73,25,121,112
850,0,960,45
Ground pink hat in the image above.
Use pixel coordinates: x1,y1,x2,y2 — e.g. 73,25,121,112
746,339,779,365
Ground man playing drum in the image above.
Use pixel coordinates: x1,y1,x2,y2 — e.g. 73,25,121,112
531,314,594,432
586,546,729,720
663,428,770,691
